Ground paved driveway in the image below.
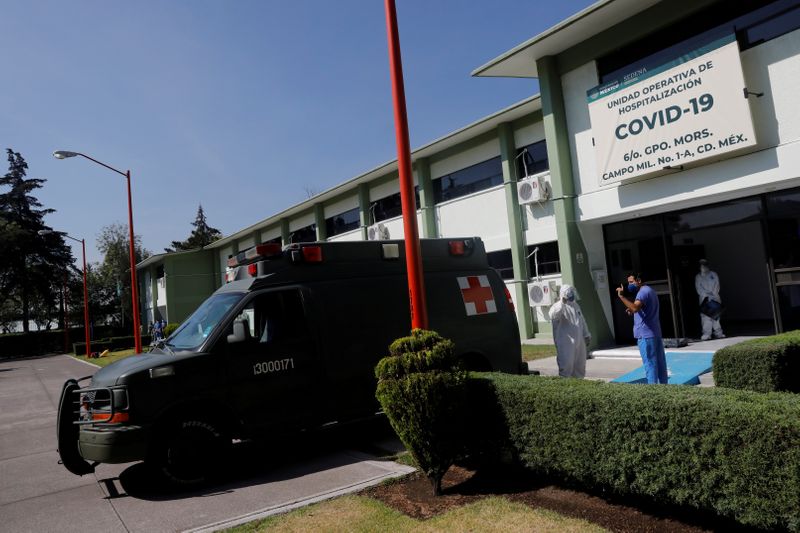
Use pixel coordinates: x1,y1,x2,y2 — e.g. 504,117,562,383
0,354,412,532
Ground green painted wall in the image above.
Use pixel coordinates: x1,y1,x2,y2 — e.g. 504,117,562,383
163,249,217,324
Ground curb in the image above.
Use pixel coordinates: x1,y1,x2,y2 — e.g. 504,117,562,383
183,460,416,533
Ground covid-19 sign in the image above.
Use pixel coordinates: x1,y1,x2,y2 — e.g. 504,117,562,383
587,34,757,186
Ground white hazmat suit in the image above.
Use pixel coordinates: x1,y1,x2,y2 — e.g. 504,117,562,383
548,285,591,378
695,260,724,340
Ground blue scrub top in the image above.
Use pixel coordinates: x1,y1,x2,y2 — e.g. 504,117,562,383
633,284,662,339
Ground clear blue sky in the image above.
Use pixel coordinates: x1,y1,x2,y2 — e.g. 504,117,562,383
1,0,594,265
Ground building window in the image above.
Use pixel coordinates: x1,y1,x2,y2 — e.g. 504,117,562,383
516,140,549,179
289,224,316,243
325,207,360,237
261,236,282,246
597,0,800,84
371,189,420,224
487,249,514,280
487,242,561,280
528,242,560,277
433,156,503,204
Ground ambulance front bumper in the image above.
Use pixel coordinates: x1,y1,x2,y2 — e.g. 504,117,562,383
78,424,148,464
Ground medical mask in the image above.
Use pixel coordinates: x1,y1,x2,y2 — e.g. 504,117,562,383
567,294,575,302
700,266,709,274
627,283,639,293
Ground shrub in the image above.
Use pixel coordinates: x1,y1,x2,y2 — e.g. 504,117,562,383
713,330,800,392
375,329,467,495
73,335,151,355
164,322,179,338
475,373,800,531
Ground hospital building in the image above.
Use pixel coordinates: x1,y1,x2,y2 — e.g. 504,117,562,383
138,0,800,347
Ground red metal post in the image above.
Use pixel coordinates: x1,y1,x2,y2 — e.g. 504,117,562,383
384,0,428,330
126,170,143,353
81,239,91,357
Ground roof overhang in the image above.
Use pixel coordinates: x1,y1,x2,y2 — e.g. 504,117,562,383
208,95,542,249
472,0,661,78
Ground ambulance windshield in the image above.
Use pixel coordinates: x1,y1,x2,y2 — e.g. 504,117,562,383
167,292,244,350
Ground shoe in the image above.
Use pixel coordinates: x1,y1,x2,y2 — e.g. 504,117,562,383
714,334,726,339
700,336,711,341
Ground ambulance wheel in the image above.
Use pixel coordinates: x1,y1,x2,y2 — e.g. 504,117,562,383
149,417,229,486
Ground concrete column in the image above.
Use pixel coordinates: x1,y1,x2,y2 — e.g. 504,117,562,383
498,122,535,340
358,184,370,240
537,55,612,347
314,204,326,241
415,158,437,238
252,230,260,246
281,218,290,246
149,265,158,326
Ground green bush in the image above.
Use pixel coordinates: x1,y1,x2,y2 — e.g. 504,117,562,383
375,329,467,495
713,331,800,392
73,340,113,356
164,322,179,338
73,335,151,355
476,373,800,531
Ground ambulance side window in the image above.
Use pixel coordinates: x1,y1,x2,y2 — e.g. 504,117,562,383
228,289,306,347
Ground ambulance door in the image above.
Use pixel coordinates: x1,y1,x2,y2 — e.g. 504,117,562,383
223,288,320,434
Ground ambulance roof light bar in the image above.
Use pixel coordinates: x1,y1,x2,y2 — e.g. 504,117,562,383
228,243,283,268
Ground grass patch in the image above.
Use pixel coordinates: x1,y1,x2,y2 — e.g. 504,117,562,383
70,348,137,367
225,494,606,533
521,344,556,362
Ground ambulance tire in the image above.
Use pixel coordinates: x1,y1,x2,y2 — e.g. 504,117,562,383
148,416,229,487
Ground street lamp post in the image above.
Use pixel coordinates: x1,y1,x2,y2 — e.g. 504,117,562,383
53,150,143,353
39,230,90,357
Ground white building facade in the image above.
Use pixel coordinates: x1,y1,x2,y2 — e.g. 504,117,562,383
203,0,800,345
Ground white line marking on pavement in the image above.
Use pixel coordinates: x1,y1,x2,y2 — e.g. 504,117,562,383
64,355,100,369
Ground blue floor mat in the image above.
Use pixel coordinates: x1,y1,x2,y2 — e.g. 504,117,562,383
611,352,714,385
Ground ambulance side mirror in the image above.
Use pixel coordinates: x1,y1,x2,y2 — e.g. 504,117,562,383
227,318,250,344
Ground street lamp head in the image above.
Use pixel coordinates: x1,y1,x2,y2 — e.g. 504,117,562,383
53,150,79,160
37,230,54,236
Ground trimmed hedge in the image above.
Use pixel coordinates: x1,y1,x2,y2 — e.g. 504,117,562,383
73,335,151,356
476,373,800,531
0,325,126,358
713,331,800,392
375,329,467,495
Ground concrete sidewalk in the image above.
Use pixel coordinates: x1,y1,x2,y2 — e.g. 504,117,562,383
527,336,758,386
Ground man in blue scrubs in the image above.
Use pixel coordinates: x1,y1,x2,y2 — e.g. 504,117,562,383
616,273,668,384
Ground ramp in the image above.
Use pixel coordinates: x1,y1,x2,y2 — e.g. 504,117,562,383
610,352,714,385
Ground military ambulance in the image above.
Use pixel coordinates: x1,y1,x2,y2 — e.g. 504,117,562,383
57,237,522,484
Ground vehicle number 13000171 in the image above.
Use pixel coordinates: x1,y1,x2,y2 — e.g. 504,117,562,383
253,358,295,375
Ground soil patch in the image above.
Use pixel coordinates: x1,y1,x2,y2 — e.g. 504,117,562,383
362,464,748,532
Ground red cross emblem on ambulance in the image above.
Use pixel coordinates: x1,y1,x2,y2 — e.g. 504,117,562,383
458,275,497,316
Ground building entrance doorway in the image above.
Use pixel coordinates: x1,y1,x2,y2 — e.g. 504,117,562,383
604,195,778,345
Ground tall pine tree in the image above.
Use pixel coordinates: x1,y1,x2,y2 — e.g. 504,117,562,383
0,149,74,332
166,204,222,252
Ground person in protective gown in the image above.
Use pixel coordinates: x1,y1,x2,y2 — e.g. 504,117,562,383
548,284,592,378
695,259,725,341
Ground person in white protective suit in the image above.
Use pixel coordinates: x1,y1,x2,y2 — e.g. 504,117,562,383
695,259,725,340
548,284,592,378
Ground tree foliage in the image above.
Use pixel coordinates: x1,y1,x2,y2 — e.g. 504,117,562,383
95,222,151,327
0,149,75,332
165,204,222,252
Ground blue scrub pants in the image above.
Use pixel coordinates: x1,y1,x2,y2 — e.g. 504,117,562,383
637,337,668,384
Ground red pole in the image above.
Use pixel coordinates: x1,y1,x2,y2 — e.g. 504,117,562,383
126,170,143,353
81,239,91,357
384,0,428,330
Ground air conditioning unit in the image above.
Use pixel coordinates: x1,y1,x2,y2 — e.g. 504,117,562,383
528,280,556,307
367,223,390,241
517,172,550,205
